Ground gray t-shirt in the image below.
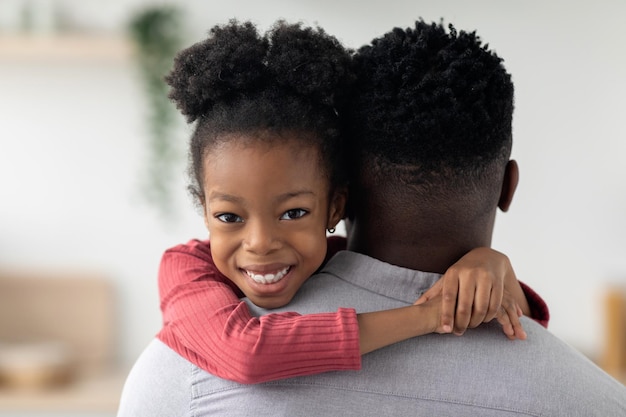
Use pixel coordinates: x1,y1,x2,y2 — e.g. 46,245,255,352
117,251,626,416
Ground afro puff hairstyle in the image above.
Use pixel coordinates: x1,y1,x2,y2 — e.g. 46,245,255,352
344,20,514,189
165,20,354,203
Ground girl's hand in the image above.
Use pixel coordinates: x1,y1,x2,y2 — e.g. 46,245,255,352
495,288,527,340
414,247,527,339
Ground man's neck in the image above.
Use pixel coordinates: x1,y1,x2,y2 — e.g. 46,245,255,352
346,218,492,274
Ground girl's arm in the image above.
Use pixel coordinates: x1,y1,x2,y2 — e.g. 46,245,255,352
158,238,452,384
158,239,361,384
158,239,549,384
333,238,549,328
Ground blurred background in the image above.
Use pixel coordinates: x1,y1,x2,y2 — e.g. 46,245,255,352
1,0,625,415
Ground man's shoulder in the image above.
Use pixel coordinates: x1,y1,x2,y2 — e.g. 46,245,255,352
117,340,193,417
179,318,626,416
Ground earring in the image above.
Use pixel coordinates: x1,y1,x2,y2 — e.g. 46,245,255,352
327,227,336,234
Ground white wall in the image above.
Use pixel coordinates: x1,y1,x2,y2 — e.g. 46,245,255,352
1,0,624,365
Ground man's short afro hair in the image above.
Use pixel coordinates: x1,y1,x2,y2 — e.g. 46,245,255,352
344,19,514,179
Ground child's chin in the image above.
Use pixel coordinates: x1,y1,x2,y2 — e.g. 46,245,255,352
250,294,293,310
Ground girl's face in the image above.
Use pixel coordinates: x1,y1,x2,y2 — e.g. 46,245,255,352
202,134,345,308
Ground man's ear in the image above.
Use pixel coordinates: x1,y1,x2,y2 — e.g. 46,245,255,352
498,160,519,212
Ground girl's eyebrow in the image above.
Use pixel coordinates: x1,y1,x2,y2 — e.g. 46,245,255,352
208,192,243,203
208,190,315,204
275,190,315,203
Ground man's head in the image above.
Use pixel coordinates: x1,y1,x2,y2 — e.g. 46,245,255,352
344,20,519,272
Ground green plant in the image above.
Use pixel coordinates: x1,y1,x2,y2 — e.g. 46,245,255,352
128,5,184,220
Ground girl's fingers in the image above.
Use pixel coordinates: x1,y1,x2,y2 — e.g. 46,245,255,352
453,277,474,335
506,301,527,340
486,274,503,322
497,300,527,340
495,308,516,340
468,282,491,328
441,274,458,334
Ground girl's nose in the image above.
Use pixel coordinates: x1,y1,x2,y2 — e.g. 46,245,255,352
242,220,280,255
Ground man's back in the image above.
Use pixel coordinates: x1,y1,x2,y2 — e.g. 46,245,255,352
118,251,626,416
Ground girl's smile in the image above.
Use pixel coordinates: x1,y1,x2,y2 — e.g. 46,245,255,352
242,265,291,284
239,265,294,297
202,133,345,309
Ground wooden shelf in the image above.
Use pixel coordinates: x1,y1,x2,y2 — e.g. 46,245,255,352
0,33,133,63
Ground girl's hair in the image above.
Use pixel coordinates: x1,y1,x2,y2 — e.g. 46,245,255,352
165,20,354,204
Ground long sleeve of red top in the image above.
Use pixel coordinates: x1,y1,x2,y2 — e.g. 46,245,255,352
157,237,550,385
157,238,361,384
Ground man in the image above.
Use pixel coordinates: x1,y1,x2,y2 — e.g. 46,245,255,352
117,20,626,416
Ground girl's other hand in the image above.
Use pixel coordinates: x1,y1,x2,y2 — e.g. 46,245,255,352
415,247,527,339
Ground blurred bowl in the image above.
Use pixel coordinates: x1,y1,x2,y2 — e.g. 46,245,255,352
0,341,74,390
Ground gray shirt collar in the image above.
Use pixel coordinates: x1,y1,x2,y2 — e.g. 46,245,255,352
321,251,442,304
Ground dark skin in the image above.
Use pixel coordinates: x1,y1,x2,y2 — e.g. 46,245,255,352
347,160,529,334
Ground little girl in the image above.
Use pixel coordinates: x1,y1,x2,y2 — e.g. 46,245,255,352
157,20,549,384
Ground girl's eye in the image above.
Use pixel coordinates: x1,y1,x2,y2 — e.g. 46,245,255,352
280,209,308,220
216,213,243,223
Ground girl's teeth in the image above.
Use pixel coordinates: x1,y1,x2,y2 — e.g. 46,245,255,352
247,267,289,284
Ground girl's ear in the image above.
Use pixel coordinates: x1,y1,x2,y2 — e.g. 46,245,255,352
498,160,519,212
328,187,348,229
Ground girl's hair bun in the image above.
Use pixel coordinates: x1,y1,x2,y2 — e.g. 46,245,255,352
267,22,353,107
166,20,353,123
166,20,269,123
